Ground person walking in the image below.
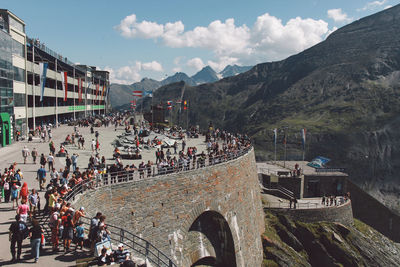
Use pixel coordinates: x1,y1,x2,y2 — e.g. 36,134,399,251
22,146,30,164
31,148,38,164
47,153,54,171
37,165,47,191
71,153,79,172
29,218,43,263
9,214,28,262
40,153,47,167
28,189,38,217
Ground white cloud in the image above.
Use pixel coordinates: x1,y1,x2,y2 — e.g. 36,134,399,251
358,0,388,11
172,67,182,73
208,57,239,72
116,12,331,72
141,61,163,72
327,8,353,23
186,57,205,71
115,14,164,38
105,60,163,84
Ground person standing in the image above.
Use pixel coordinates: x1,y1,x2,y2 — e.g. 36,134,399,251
9,214,27,262
29,218,43,263
40,153,47,167
22,146,30,164
32,148,38,164
28,189,38,217
37,165,47,191
17,199,30,222
71,153,79,172
47,153,54,171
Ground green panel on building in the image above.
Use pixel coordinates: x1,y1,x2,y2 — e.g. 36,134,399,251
0,112,12,147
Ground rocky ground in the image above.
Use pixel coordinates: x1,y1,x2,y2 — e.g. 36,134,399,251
262,211,400,267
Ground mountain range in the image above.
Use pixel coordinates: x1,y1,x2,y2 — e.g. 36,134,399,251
109,64,251,109
145,5,400,214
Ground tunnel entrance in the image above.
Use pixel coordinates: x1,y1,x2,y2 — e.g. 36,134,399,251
188,211,237,267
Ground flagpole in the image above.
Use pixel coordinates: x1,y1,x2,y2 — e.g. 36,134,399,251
284,130,287,168
32,45,36,130
274,131,277,163
186,101,188,130
55,58,58,127
151,95,154,128
73,67,76,121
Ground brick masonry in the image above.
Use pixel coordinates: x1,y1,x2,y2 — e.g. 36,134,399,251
267,200,354,226
74,148,264,267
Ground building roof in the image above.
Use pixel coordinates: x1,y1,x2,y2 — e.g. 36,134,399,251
257,161,348,177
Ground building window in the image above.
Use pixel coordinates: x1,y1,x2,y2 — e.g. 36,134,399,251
13,66,25,82
12,39,24,58
14,93,25,107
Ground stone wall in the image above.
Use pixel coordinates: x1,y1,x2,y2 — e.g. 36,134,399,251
267,200,354,226
74,148,264,267
347,180,400,242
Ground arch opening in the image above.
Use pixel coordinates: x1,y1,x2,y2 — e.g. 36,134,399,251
188,211,237,267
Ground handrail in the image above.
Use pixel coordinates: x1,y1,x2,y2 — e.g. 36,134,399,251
62,145,253,266
264,198,350,210
65,146,252,202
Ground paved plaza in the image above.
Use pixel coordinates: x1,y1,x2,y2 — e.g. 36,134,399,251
0,123,206,266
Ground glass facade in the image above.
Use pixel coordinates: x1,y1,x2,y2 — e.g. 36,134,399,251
12,39,24,58
0,30,14,115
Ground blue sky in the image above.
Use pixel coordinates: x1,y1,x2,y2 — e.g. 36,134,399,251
3,0,398,84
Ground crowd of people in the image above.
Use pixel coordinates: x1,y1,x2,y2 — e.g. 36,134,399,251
1,113,252,265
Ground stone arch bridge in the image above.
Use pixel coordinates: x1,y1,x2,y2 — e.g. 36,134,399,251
74,148,264,267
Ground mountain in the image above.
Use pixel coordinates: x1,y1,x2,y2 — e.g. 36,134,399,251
161,72,196,86
191,66,219,84
150,5,400,214
262,211,400,266
110,78,160,108
219,64,252,78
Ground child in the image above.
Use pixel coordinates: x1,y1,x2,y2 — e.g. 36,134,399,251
75,222,84,250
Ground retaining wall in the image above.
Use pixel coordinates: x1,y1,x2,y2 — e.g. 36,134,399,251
74,148,264,267
267,200,354,226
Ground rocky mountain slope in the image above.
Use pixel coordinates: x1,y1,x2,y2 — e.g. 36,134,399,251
110,65,252,109
148,5,400,213
191,66,219,84
262,211,400,267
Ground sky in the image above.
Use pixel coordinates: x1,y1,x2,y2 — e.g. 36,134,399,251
2,0,399,84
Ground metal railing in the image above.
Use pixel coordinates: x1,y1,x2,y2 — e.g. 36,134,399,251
78,216,175,267
264,198,350,209
61,145,252,266
65,146,252,202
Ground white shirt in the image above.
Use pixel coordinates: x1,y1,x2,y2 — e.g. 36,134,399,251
47,155,54,162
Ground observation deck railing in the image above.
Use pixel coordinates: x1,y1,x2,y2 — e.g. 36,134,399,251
62,145,252,267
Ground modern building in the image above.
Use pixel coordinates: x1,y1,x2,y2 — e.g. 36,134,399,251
0,9,110,145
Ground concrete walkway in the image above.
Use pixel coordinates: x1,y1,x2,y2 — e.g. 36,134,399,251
0,124,206,266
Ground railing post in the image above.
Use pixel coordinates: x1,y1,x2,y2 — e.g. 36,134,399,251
120,228,124,243
145,241,149,258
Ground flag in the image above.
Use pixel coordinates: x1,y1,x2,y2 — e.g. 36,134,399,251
39,62,48,102
143,90,153,97
133,90,142,97
273,128,277,145
167,100,172,110
95,84,100,100
105,86,110,103
101,84,105,101
60,71,68,101
301,128,306,148
282,132,287,145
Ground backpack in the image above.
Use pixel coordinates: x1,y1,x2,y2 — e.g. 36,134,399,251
18,221,29,239
3,181,9,190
